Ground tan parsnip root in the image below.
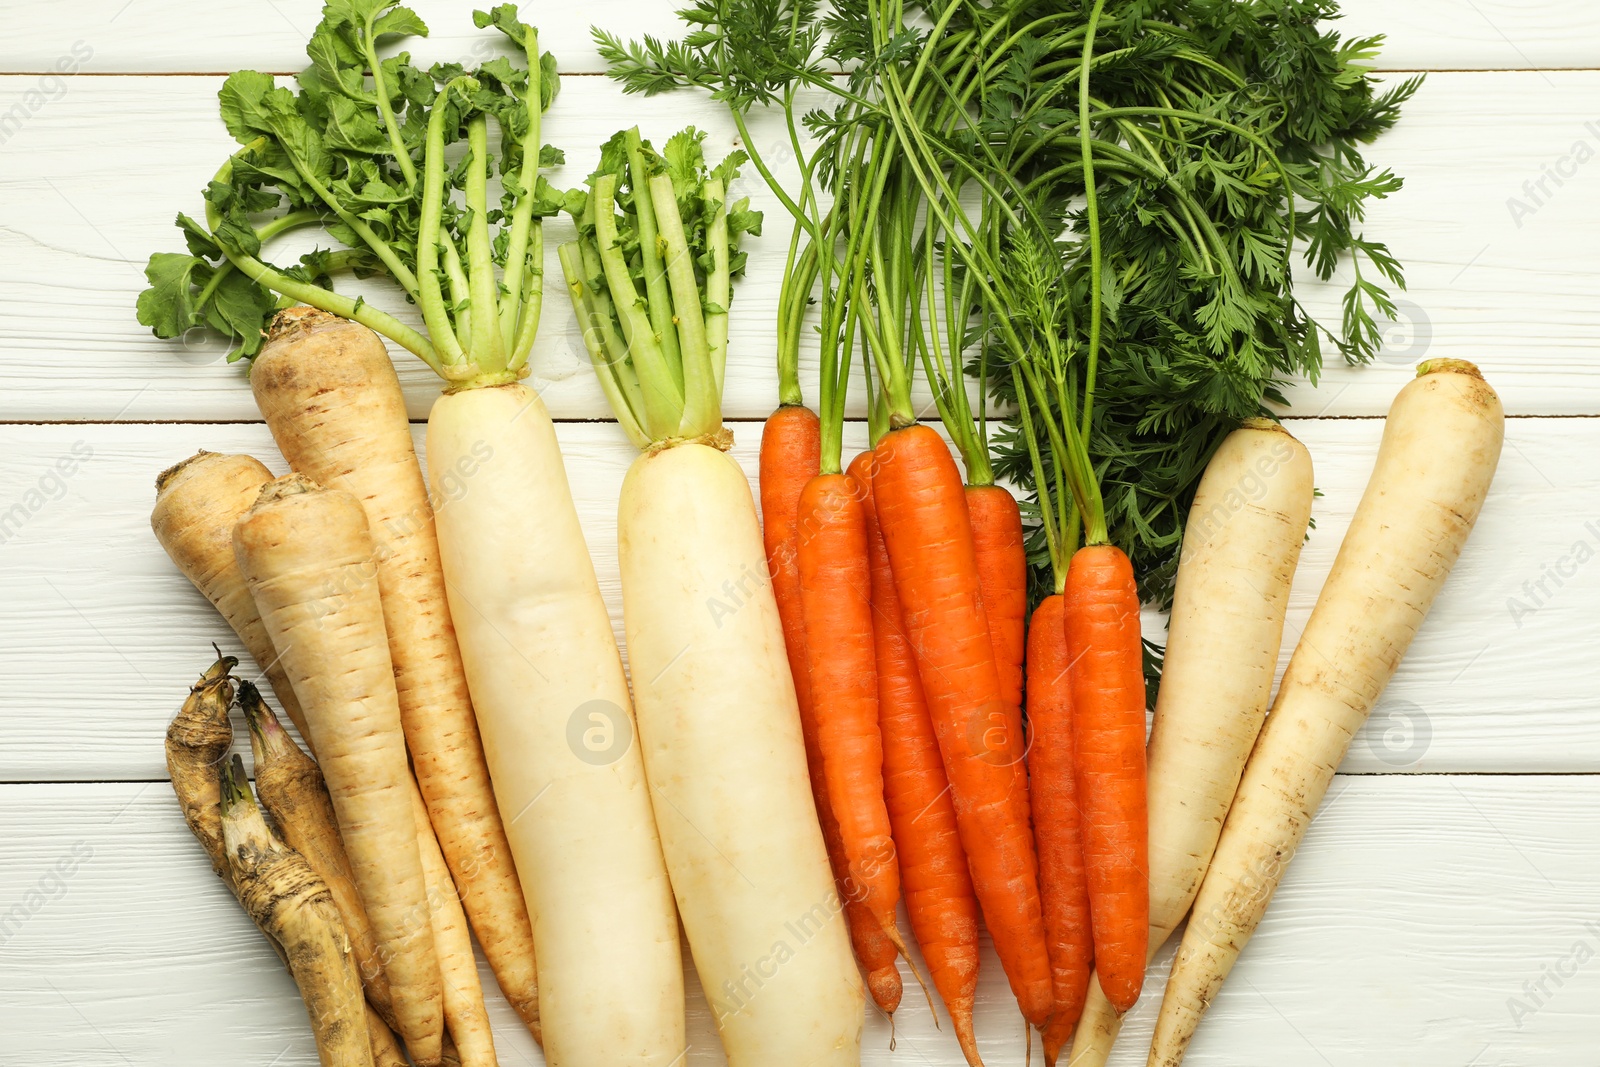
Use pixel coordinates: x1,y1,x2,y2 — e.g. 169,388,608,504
1148,361,1504,1066
409,783,498,1067
251,308,539,1036
234,473,444,1066
243,680,394,1023
1069,421,1313,1066
366,1006,410,1067
152,452,306,737
165,654,239,885
220,756,374,1067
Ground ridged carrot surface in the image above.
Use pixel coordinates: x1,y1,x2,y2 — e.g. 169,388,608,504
1027,594,1095,1063
761,408,901,1012
851,451,982,1064
872,423,1052,1027
1064,545,1149,1013
798,473,906,975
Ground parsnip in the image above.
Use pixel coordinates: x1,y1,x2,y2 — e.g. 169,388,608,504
243,681,394,1023
234,474,444,1065
1147,360,1504,1065
152,452,305,736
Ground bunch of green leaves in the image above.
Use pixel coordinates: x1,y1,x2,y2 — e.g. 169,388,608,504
136,1,568,381
597,0,1418,622
558,127,761,445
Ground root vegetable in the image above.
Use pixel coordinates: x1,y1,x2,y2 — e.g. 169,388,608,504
1026,594,1094,1065
763,408,902,1015
851,450,983,1066
873,423,1054,1027
427,382,684,1064
1148,361,1504,1064
408,784,497,1067
164,654,240,885
220,756,374,1067
563,129,861,1066
251,308,540,1036
234,474,443,1065
242,680,393,1023
152,452,304,736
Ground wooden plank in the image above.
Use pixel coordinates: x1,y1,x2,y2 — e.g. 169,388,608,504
0,0,688,75
2,777,1594,1065
1337,0,1600,71
0,416,1592,781
5,0,1599,74
0,70,1596,421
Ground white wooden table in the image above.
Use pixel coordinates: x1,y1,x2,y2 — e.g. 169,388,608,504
3,2,1599,1064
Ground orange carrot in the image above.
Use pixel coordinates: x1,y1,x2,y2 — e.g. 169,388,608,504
851,451,982,1065
797,472,908,980
967,484,1028,773
760,403,822,716
762,404,901,1013
872,423,1052,1027
1063,545,1148,1014
1027,594,1095,1064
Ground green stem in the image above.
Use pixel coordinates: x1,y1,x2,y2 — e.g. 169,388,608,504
507,223,543,372
559,240,650,449
592,174,680,438
703,175,732,399
203,159,438,371
463,115,505,373
625,131,685,386
651,173,715,437
361,17,417,191
416,79,469,366
1075,0,1109,543
500,28,543,357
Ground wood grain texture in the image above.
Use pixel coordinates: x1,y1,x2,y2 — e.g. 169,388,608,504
0,416,1592,781
3,0,1597,74
2,778,1595,1065
3,70,1600,420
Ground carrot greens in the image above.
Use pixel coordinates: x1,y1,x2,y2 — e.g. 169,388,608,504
597,0,1419,605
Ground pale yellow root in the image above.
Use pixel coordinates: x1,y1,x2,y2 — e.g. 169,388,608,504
234,474,444,1066
410,783,499,1067
221,758,374,1067
1147,362,1504,1066
244,681,395,1023
152,451,307,737
1069,421,1313,1067
252,308,540,1036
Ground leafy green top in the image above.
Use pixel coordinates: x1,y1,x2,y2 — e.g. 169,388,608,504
137,1,567,389
596,0,1418,613
556,127,761,447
